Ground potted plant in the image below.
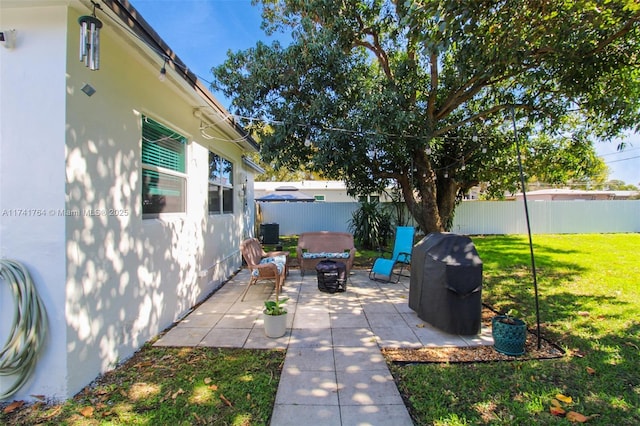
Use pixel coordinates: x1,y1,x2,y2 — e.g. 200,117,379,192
492,309,527,356
263,295,289,338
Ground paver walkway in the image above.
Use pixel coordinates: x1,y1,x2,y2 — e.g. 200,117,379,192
155,268,493,425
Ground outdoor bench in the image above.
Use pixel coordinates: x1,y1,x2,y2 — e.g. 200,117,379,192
296,231,355,276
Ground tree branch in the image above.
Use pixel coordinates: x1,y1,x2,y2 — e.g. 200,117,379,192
589,12,640,56
435,103,534,136
354,14,393,79
426,52,439,120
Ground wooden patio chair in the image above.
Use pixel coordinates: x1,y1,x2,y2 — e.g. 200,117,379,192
240,238,289,301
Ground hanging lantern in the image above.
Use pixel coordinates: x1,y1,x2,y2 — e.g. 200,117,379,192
78,4,103,70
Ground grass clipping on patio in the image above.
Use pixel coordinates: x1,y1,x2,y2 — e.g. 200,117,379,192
383,307,564,364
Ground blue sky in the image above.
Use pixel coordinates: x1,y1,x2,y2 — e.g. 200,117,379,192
130,0,639,185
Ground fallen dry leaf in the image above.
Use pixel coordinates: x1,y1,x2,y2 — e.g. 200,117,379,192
43,405,63,420
566,410,590,423
220,393,233,407
3,401,24,414
416,324,425,328
550,406,566,416
586,366,596,375
172,388,185,399
31,394,46,401
551,398,562,408
569,349,585,358
556,393,573,404
577,311,590,317
204,377,212,384
79,406,94,418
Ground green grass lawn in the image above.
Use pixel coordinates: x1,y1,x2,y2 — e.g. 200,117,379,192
1,347,285,425
391,233,640,425
2,234,638,425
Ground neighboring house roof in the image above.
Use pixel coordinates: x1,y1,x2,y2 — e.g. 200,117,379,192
99,0,258,152
255,180,351,191
256,186,316,202
254,180,397,202
513,189,639,200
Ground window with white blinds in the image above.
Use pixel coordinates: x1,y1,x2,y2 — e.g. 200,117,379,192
141,116,187,215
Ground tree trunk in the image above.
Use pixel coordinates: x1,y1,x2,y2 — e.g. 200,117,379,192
399,173,445,234
436,178,460,232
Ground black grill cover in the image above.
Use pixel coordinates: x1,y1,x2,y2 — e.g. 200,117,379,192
409,233,483,335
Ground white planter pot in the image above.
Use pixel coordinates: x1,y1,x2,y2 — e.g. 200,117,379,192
263,312,288,338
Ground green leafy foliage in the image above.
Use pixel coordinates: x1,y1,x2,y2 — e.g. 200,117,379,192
348,200,392,249
264,297,288,316
214,1,640,232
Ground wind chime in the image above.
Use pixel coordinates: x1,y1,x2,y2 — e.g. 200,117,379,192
78,1,103,70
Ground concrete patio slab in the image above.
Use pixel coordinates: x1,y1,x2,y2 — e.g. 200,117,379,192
284,346,336,372
340,404,415,426
333,346,387,373
154,327,209,346
173,312,223,328
199,327,251,347
330,312,370,328
152,268,494,425
336,369,405,406
288,328,333,348
269,404,341,426
244,327,289,349
331,327,378,348
275,370,339,406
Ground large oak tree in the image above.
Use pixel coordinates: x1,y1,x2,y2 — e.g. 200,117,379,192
212,0,640,232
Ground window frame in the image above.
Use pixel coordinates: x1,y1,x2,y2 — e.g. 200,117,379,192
141,115,188,218
208,151,234,215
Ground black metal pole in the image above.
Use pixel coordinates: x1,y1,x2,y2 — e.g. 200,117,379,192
510,107,542,349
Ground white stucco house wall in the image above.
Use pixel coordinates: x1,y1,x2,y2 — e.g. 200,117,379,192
0,0,263,402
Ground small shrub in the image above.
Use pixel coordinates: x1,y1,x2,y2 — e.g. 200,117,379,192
348,200,392,249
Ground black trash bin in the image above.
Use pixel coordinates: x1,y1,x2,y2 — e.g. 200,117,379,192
259,223,279,245
409,233,483,335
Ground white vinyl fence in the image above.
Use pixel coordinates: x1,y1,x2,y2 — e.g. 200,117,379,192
257,200,640,236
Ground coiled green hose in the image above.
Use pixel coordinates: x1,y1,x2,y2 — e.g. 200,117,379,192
0,259,48,400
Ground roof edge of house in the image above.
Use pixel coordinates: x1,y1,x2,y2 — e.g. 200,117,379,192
102,0,259,151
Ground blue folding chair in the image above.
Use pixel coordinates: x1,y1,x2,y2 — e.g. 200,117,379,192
369,226,415,283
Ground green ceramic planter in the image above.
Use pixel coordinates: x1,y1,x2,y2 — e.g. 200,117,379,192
492,315,527,356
